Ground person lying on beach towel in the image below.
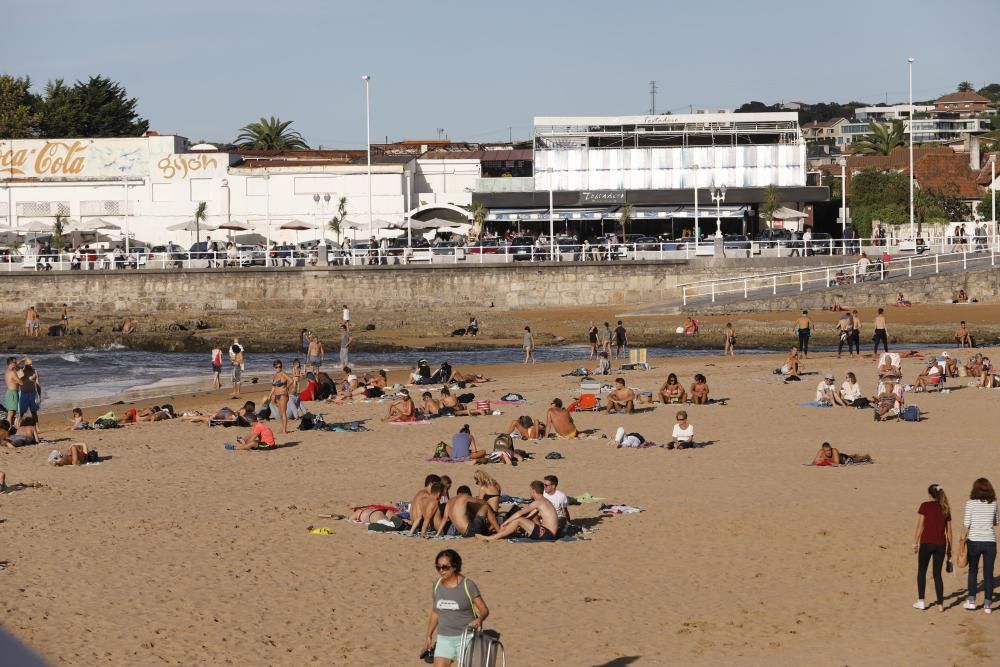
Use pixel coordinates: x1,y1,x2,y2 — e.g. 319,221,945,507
448,368,490,384
48,443,98,466
352,504,401,524
811,441,873,466
508,415,545,439
135,405,174,422
476,480,560,542
184,402,255,427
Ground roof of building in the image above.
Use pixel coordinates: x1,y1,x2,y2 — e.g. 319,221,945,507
420,149,532,161
935,91,991,105
817,146,981,198
803,118,848,129
976,153,998,186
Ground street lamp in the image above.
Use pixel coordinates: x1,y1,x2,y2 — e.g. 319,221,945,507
991,154,997,245
362,74,373,240
692,164,700,243
838,158,848,235
711,184,726,238
908,57,915,239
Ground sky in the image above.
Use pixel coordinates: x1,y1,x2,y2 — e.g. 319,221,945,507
5,0,999,148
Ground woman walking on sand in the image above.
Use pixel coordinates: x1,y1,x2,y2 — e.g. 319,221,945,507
913,484,951,612
962,478,998,613
587,322,599,359
523,326,536,364
795,310,812,358
423,549,489,666
723,322,735,356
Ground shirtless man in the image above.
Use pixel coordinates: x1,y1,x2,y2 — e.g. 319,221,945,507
955,321,973,348
383,389,416,422
872,308,889,355
409,475,444,537
442,486,500,538
477,480,560,542
4,357,21,422
605,377,635,414
422,391,441,417
438,387,462,416
915,358,943,391
545,398,577,438
306,335,325,373
25,306,40,337
136,405,173,422
508,415,544,439
448,368,489,384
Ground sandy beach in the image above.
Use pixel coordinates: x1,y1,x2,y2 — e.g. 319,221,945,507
2,333,1000,666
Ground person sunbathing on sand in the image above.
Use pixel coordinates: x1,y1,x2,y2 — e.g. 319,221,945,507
473,470,502,514
605,377,635,414
658,373,687,404
48,443,93,466
545,398,577,438
233,414,276,450
438,387,463,416
955,321,974,348
410,475,445,537
873,380,903,420
477,480,560,542
448,368,490,384
666,410,695,449
966,353,984,378
442,486,500,537
690,374,710,404
446,424,486,461
183,402,255,425
136,405,174,422
914,358,943,392
422,391,441,417
508,415,545,439
812,441,872,466
383,389,416,422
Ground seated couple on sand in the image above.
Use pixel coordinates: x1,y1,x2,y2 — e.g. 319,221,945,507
656,373,711,405
408,473,500,538
420,387,491,419
811,442,873,466
477,480,562,542
613,410,695,449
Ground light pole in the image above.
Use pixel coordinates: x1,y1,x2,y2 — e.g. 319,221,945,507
711,184,726,238
908,57,915,239
991,154,997,245
122,176,130,253
838,157,848,236
692,164,700,243
548,169,555,260
362,74,373,240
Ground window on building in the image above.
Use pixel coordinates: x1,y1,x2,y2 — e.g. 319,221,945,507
152,183,172,202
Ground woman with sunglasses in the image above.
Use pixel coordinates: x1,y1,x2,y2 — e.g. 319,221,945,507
424,549,489,666
268,359,294,434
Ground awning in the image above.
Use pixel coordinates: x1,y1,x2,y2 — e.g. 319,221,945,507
632,206,684,219
772,206,808,219
672,205,749,218
486,208,612,221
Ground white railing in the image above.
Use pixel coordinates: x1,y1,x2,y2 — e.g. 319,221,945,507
679,246,999,306
3,235,996,273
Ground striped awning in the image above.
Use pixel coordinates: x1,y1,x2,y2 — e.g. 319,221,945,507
672,205,749,218
486,208,613,221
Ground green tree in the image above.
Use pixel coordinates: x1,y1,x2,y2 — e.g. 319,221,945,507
617,203,633,239
851,120,905,155
978,189,996,222
235,116,308,150
847,168,910,234
977,83,1000,103
759,185,779,228
51,213,68,250
0,74,41,137
37,76,148,137
328,196,347,243
194,201,207,246
957,81,975,93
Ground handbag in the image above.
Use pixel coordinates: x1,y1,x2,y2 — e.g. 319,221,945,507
956,534,969,569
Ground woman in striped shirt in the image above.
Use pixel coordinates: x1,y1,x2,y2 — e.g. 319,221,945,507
962,478,999,613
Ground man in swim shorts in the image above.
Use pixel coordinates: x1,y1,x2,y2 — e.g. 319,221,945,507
306,334,325,373
477,480,560,542
4,357,20,420
545,398,577,438
442,486,500,537
605,377,635,414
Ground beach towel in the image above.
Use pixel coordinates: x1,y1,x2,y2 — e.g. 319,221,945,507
599,504,643,515
804,460,874,467
571,493,606,504
798,402,834,408
389,418,432,425
315,421,371,432
499,494,531,505
428,457,468,463
506,534,589,543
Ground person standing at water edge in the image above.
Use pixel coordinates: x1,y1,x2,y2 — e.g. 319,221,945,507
913,484,951,612
423,549,489,666
795,310,812,358
612,320,628,360
230,339,244,398
724,323,735,356
4,357,20,422
211,346,223,389
873,308,889,355
587,322,599,359
523,326,536,364
602,321,612,355
339,325,351,368
962,478,998,613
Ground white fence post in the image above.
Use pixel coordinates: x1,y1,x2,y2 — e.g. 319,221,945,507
682,286,687,306
963,251,967,270
799,272,803,291
908,257,912,277
711,283,715,303
773,276,777,295
935,254,938,273
744,279,748,299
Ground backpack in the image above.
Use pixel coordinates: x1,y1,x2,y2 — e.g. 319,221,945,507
298,413,315,431
458,627,505,667
433,441,449,459
86,449,99,463
94,417,119,429
457,393,475,404
902,405,920,422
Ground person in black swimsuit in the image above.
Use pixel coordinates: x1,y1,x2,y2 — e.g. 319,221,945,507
269,359,294,435
587,322,599,359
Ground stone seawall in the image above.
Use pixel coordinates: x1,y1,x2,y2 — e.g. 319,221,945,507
0,257,849,314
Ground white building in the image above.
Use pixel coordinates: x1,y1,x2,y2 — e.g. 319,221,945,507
0,134,478,247
855,104,933,122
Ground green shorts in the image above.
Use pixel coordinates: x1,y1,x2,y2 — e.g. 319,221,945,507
434,634,463,661
4,389,18,412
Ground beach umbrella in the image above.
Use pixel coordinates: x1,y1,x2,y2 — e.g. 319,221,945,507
167,219,218,233
74,218,121,232
218,220,252,231
408,217,456,230
16,220,54,234
279,220,318,248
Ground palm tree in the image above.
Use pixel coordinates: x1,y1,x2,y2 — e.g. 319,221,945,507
194,201,207,246
617,204,633,241
51,213,68,251
958,81,974,93
852,120,905,156
328,197,348,243
235,116,309,150
759,185,780,230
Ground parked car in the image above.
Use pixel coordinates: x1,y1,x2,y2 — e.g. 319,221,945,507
467,238,500,254
756,228,793,248
508,236,537,261
723,234,752,250
431,240,464,258
633,236,661,251
806,233,834,255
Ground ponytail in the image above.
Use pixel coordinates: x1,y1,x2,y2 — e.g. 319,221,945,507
929,484,951,521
